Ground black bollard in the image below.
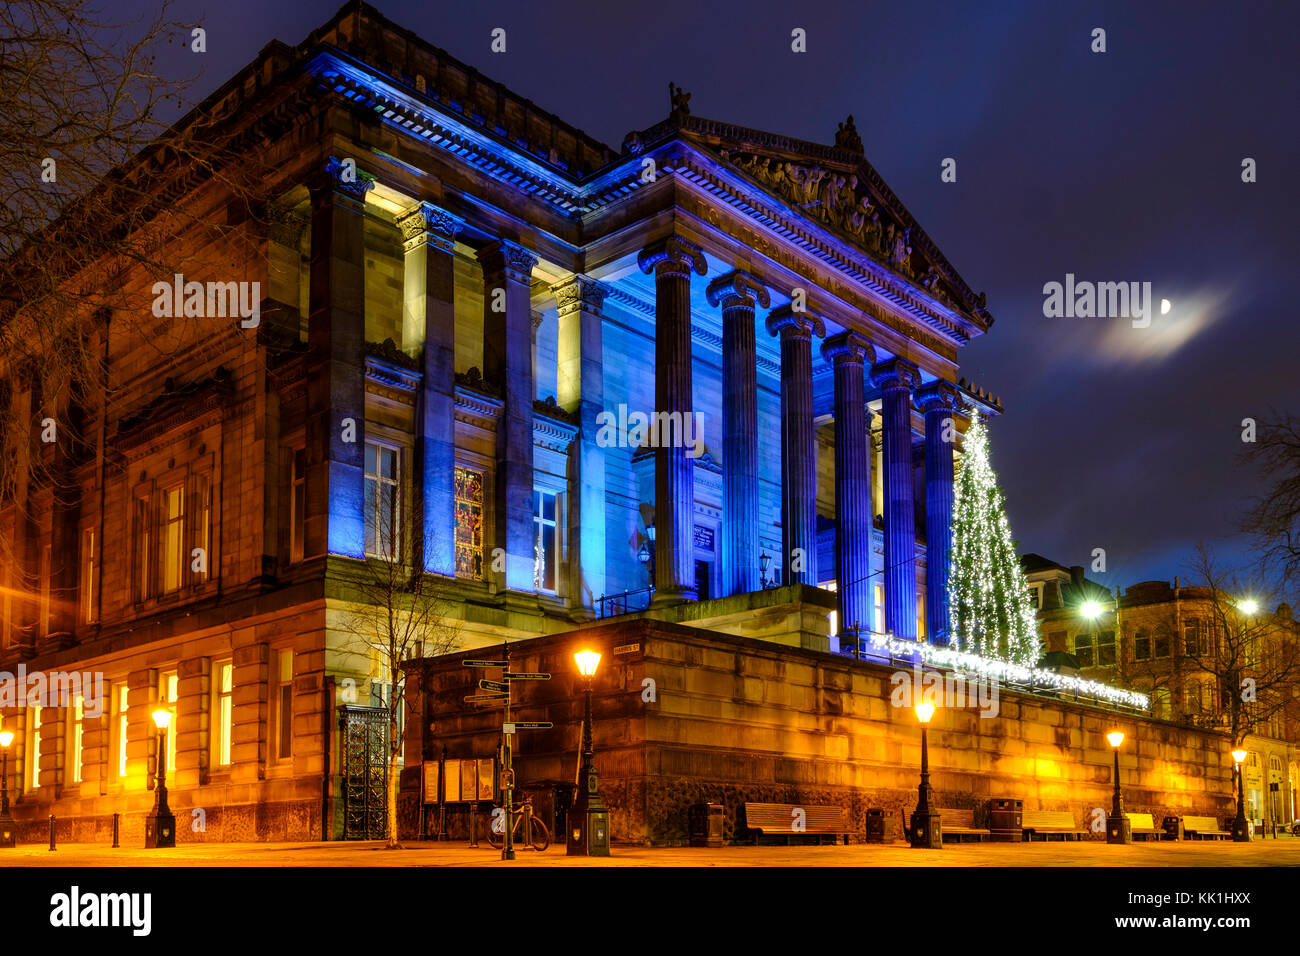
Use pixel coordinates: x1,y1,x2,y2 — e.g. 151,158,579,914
468,805,478,848
112,813,120,848
49,814,55,851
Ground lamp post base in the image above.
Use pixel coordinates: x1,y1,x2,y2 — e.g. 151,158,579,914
565,804,610,857
1232,816,1251,842
909,810,942,849
1106,815,1132,844
0,812,15,848
144,811,176,849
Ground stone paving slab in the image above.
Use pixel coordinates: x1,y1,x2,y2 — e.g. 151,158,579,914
1,838,1298,867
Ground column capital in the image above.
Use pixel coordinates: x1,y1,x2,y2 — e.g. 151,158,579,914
914,380,960,414
820,330,876,368
316,155,376,202
869,356,921,391
477,239,538,285
552,275,610,318
765,304,826,340
398,201,463,255
638,236,707,280
706,270,770,310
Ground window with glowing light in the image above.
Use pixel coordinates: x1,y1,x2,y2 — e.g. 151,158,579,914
454,466,484,580
533,489,558,593
70,697,83,784
214,661,233,767
114,684,128,779
364,442,401,560
80,526,96,624
158,670,178,774
274,649,294,762
1096,630,1116,666
26,705,41,790
162,484,185,593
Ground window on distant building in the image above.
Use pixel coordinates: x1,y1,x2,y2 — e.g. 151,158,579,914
214,661,233,767
1184,682,1201,714
133,494,152,602
1074,634,1094,667
1152,687,1171,719
873,584,885,634
38,544,51,638
364,442,400,560
290,447,306,564
162,484,185,593
1153,629,1171,659
533,489,558,593
1096,630,1116,666
27,705,41,790
1134,629,1151,661
158,670,178,774
80,526,96,625
191,473,212,584
1184,619,1207,656
274,649,293,763
70,697,83,784
454,467,484,580
114,684,129,779
917,591,926,640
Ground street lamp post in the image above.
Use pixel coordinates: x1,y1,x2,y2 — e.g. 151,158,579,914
567,650,610,856
144,709,176,848
909,702,942,848
0,731,15,847
1231,748,1250,842
1106,731,1132,844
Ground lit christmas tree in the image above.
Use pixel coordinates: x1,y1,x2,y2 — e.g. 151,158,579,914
948,415,1041,665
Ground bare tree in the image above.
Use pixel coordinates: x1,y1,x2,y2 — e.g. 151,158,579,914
1243,412,1300,588
336,503,462,848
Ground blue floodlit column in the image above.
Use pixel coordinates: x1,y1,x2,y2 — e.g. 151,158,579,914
870,357,921,640
638,236,707,603
478,240,539,594
821,331,876,640
915,382,959,645
399,202,463,576
305,157,372,559
554,275,609,613
766,305,824,587
706,271,769,597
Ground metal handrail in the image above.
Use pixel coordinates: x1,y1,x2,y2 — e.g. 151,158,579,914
594,587,656,619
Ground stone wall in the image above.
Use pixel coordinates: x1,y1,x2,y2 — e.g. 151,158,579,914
406,617,1236,845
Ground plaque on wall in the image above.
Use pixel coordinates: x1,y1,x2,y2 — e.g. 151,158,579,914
444,759,461,802
693,525,715,551
422,762,439,805
477,758,494,800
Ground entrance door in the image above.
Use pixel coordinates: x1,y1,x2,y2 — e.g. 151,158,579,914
340,705,388,840
695,559,711,601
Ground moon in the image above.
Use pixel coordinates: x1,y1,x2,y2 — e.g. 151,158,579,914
1160,298,1171,315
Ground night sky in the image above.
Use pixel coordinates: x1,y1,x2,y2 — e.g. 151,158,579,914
133,0,1300,590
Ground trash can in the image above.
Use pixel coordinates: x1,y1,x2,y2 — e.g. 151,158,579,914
990,797,1023,842
865,808,895,843
1162,815,1183,841
688,803,725,847
552,784,575,843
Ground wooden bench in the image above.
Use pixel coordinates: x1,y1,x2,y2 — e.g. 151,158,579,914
742,802,853,845
1126,812,1162,841
938,808,991,843
1181,815,1232,840
1022,809,1087,841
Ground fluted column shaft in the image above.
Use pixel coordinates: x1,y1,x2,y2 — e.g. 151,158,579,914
822,332,876,640
707,271,769,596
766,306,824,587
916,382,958,644
638,237,707,602
870,358,921,639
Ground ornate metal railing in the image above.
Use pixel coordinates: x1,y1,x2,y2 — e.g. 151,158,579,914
594,587,656,620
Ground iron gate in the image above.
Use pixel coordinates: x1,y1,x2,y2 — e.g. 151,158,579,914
340,705,388,840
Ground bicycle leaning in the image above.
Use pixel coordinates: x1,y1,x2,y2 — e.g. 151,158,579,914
487,794,551,851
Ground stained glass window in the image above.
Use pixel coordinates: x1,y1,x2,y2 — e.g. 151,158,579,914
454,467,484,580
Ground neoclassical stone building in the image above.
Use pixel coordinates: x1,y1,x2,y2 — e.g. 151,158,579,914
0,2,1007,842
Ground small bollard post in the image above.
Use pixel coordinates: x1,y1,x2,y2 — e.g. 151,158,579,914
468,804,479,848
49,814,55,851
112,813,120,848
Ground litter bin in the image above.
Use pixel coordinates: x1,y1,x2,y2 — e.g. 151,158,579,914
688,803,725,847
865,808,895,844
552,784,575,843
990,797,1023,842
1162,815,1183,841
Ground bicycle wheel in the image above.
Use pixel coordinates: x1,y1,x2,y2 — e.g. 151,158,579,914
528,814,551,851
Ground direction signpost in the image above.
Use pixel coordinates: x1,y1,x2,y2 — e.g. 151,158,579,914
460,642,552,861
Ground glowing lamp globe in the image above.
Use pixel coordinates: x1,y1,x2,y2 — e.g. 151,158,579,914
1239,599,1258,616
914,702,936,724
1232,748,1248,765
1107,731,1125,748
1080,600,1103,620
0,731,12,748
152,709,171,730
574,650,601,678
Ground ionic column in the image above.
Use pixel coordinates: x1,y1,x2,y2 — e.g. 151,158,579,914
821,331,876,640
915,382,959,645
765,305,825,587
638,236,708,602
398,202,463,576
554,275,609,612
869,357,921,639
706,271,769,596
477,240,539,594
305,156,372,559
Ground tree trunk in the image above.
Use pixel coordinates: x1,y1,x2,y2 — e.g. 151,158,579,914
386,720,400,848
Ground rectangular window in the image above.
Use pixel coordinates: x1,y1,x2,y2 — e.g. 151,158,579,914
274,650,293,762
114,684,129,779
1154,631,1171,659
1153,687,1171,720
364,443,400,560
533,489,557,593
133,495,151,601
192,474,211,584
27,706,41,790
39,544,51,638
162,484,185,593
158,671,178,775
290,447,306,564
215,661,233,767
1096,630,1116,666
1134,630,1151,661
917,591,926,640
454,466,484,580
1185,682,1200,714
70,697,83,784
80,526,96,624
873,584,884,634
1075,634,1094,667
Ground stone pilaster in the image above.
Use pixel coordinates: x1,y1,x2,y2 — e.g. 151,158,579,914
706,271,769,597
765,305,825,587
554,275,610,613
638,237,707,603
399,202,463,575
915,381,959,645
305,156,372,559
821,331,876,644
870,357,921,640
477,240,539,595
